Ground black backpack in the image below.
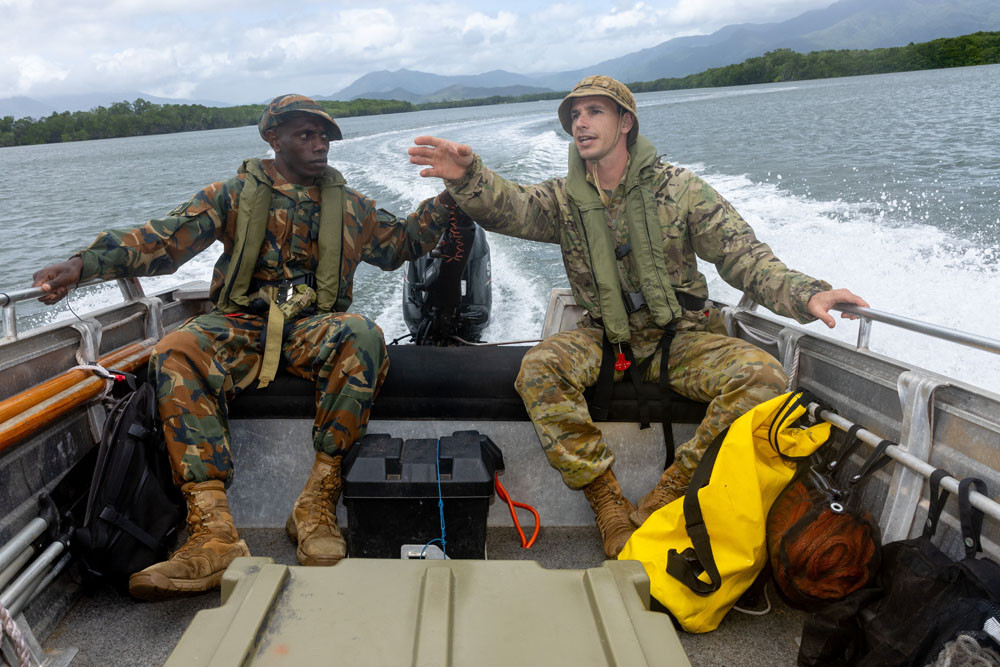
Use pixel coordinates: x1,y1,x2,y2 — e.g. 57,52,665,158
72,372,184,588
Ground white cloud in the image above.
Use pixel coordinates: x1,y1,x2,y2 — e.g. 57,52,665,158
0,0,838,104
8,55,69,94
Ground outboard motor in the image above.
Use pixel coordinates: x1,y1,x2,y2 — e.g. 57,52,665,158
403,204,491,345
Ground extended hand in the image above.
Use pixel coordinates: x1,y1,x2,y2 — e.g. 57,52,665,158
807,288,870,328
409,136,474,180
33,257,83,305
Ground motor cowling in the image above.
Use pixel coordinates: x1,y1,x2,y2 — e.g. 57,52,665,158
403,206,491,345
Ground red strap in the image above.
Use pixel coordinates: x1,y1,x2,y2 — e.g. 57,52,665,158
495,475,540,549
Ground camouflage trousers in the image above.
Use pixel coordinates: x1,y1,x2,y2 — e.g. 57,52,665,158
151,310,389,485
515,311,788,489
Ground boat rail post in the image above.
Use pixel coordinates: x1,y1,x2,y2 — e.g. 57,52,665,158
722,293,758,338
136,296,164,340
777,329,806,391
879,372,949,543
116,277,144,302
70,317,107,441
1,304,15,343
856,316,872,350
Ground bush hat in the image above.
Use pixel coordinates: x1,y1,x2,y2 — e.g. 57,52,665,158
557,75,638,144
258,94,342,141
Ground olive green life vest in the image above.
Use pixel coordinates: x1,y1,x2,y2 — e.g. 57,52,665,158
216,158,345,387
565,135,681,344
218,159,346,313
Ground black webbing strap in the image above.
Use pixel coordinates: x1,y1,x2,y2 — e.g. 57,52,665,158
922,468,952,539
590,334,616,422
665,427,728,596
959,477,988,559
592,324,678,468
848,439,896,484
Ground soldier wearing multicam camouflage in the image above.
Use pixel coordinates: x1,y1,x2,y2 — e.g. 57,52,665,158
34,94,455,599
409,75,867,557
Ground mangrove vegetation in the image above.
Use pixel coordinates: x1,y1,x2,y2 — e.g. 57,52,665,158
3,30,997,148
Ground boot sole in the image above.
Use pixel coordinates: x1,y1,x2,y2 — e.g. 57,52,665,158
128,540,250,601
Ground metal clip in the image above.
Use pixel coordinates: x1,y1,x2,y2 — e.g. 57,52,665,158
276,280,292,304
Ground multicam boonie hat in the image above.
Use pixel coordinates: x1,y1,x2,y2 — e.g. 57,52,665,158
258,94,343,141
557,75,638,144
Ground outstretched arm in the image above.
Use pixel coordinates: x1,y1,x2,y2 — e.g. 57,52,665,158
807,288,870,328
32,257,84,305
408,135,475,180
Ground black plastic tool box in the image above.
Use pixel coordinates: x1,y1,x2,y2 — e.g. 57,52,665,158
342,430,504,559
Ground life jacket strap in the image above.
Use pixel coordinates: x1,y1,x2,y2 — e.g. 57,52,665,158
592,323,678,470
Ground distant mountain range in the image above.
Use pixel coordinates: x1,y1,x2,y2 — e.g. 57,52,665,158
3,0,997,119
329,0,999,101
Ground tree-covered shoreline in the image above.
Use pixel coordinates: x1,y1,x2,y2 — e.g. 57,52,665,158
3,31,997,148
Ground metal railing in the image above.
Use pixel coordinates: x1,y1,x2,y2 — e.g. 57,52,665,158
838,303,1000,356
1,278,144,342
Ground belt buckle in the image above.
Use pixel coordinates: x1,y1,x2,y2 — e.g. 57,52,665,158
276,280,292,305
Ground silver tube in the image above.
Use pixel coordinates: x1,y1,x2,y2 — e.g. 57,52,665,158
0,278,104,307
7,551,73,618
837,304,1000,355
857,317,872,350
0,518,47,573
0,540,65,608
0,546,33,592
812,404,1000,522
2,304,16,340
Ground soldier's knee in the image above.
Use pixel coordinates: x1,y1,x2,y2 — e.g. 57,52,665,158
515,342,561,395
741,349,788,394
337,313,386,352
152,329,202,372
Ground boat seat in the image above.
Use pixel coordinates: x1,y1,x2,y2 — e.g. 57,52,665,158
228,345,708,424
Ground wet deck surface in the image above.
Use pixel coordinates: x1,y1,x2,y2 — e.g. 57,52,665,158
45,526,805,666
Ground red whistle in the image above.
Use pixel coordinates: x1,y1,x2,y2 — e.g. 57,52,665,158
614,352,631,371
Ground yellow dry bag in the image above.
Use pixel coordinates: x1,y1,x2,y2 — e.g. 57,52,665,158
619,391,831,633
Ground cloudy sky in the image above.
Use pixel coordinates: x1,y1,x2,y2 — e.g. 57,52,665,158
3,0,837,103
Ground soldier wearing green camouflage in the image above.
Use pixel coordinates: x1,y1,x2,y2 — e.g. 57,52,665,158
34,94,456,598
410,76,868,557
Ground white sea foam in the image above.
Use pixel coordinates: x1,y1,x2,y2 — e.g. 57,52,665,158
21,81,998,396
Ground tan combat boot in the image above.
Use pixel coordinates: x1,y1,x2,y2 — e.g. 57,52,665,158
286,451,347,566
129,480,250,601
629,464,691,527
582,468,637,558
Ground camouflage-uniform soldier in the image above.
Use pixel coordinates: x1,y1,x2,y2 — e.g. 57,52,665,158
34,95,456,599
410,76,868,558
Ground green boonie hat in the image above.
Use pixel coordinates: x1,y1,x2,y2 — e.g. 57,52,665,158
557,75,638,145
258,94,343,141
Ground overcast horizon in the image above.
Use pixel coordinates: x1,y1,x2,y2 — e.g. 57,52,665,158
3,0,840,105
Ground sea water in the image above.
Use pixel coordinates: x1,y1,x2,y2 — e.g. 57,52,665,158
1,65,997,393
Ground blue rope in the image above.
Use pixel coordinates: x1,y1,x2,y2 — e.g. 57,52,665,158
420,438,447,559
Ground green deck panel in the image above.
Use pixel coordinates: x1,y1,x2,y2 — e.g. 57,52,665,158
166,558,691,667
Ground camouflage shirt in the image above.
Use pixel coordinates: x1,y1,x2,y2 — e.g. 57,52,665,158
77,159,451,308
444,150,831,330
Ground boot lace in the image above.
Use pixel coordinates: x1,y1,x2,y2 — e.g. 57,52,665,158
302,463,342,528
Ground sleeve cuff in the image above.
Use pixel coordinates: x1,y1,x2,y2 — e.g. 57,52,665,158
75,250,103,281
